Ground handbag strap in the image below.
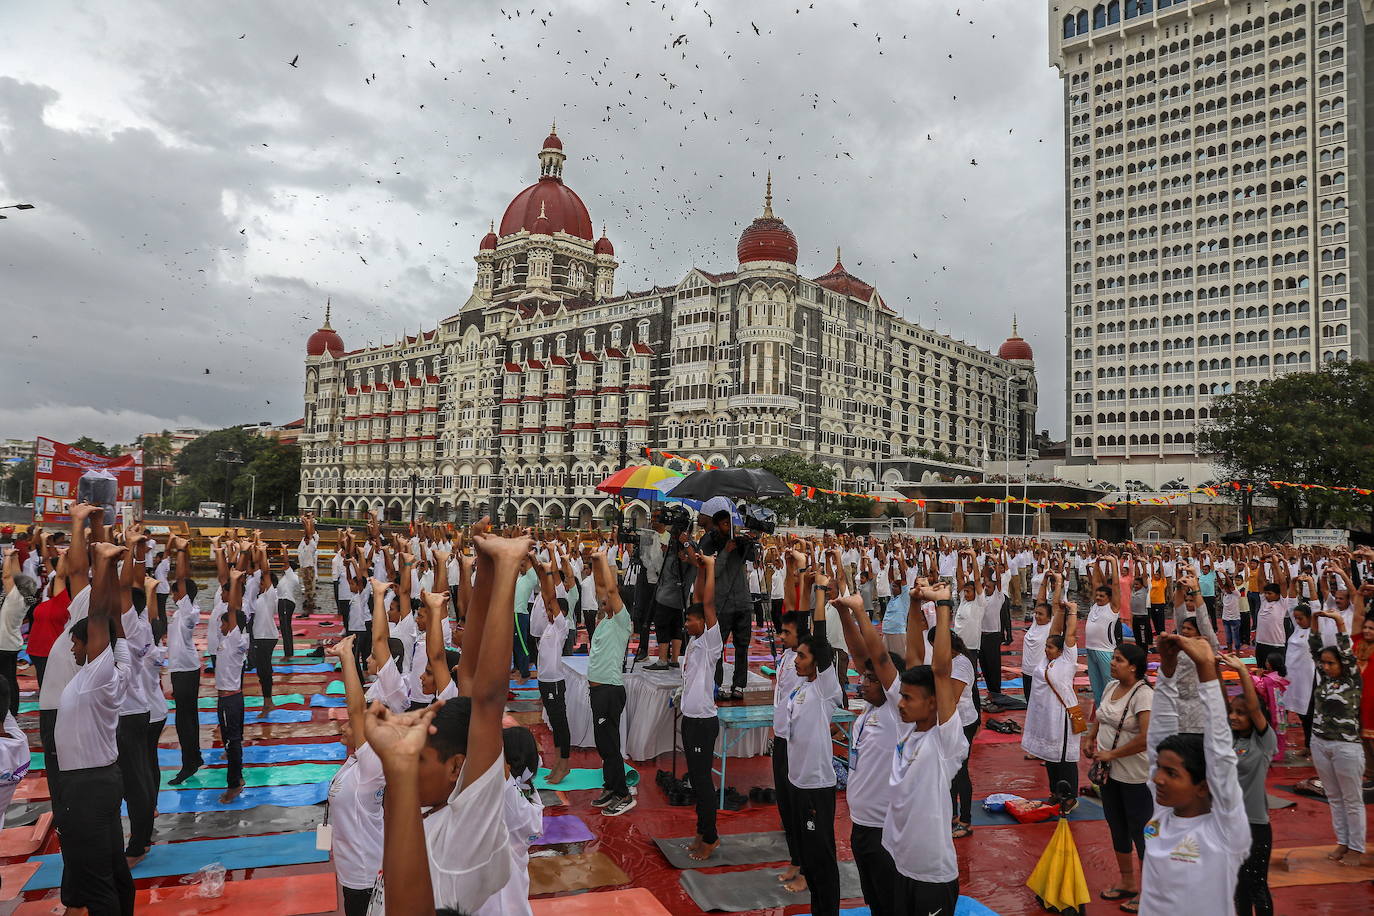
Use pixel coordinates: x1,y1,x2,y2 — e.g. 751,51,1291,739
1044,662,1079,714
1102,681,1145,751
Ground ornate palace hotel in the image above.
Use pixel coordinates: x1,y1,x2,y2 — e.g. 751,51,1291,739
298,127,1038,527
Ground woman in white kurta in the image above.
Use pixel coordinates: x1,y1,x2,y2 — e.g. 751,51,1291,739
1281,603,1316,749
1022,597,1081,801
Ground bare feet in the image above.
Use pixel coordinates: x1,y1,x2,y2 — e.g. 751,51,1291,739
125,853,146,868
218,784,244,805
688,839,720,861
777,865,800,883
1327,844,1349,861
782,875,808,893
546,758,570,784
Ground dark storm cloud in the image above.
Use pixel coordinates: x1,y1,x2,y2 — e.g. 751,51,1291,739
0,0,1065,443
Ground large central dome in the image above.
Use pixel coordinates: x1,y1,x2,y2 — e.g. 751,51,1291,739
497,127,595,241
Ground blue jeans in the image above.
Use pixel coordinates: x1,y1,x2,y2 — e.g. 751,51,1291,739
1087,649,1113,706
1223,619,1242,650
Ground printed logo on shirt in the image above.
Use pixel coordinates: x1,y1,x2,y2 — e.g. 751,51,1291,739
1143,819,1160,841
1168,834,1201,865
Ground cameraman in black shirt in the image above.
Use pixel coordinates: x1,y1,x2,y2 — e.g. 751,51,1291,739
699,508,757,700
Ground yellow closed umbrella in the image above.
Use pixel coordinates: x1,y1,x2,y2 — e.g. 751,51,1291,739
1026,817,1091,915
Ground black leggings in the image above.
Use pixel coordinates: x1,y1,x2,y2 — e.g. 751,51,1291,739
0,650,19,716
341,884,373,916
1132,614,1153,649
790,785,839,916
588,684,627,796
1044,759,1078,799
850,822,899,916
682,715,719,844
949,719,980,823
116,712,154,857
895,875,959,915
1100,776,1152,857
170,669,204,773
539,680,570,759
1234,821,1273,916
772,737,800,867
56,764,134,915
252,638,277,699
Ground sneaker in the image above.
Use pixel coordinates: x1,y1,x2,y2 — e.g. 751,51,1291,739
644,662,670,671
602,794,637,817
668,660,680,669
591,790,616,808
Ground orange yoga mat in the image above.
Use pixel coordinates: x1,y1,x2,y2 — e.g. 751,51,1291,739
532,887,673,915
14,872,338,916
0,863,40,902
0,812,53,857
13,777,48,803
1269,845,1374,888
528,851,629,896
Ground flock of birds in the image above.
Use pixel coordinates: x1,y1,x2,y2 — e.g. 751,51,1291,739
18,0,1062,424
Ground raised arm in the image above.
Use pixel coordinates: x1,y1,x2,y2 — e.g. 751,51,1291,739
67,503,99,596
905,580,928,669
464,532,528,789
369,578,392,669
365,703,439,916
928,582,959,724
326,635,365,752
422,592,452,697
1220,653,1267,734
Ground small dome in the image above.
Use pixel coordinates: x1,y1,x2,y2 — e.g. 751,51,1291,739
998,319,1034,361
737,172,797,266
594,230,614,256
499,178,593,240
479,221,498,250
542,129,563,151
307,301,344,357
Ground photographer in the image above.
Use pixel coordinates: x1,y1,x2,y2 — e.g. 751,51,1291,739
701,509,757,700
646,508,695,670
630,516,665,662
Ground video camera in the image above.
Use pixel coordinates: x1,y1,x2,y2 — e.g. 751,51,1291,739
616,524,637,545
658,504,693,535
739,503,777,535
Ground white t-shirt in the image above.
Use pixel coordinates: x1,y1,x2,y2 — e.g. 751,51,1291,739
1085,602,1118,652
207,590,228,656
154,558,171,595
215,627,250,693
0,587,27,653
0,712,30,811
329,743,386,891
55,641,129,769
531,610,569,684
951,654,978,727
251,586,280,640
472,778,541,916
954,596,984,650
681,623,722,720
365,658,410,713
347,593,370,632
1022,620,1050,674
168,595,202,673
118,608,151,717
772,648,801,739
1220,592,1242,621
785,672,843,789
278,569,303,607
981,589,1005,633
769,569,785,600
1255,596,1293,646
883,698,968,883
38,585,91,711
423,760,513,913
847,692,901,828
297,537,318,567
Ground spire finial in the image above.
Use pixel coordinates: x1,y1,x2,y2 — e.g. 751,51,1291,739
835,245,842,265
762,171,774,218
550,118,557,135
538,202,547,218
323,297,332,329
1012,314,1019,337
602,223,607,238
489,219,494,232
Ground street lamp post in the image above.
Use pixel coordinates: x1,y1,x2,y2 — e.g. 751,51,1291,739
217,450,243,525
409,471,419,528
0,204,35,220
247,474,258,519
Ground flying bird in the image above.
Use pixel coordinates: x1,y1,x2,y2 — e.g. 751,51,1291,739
672,34,686,47
751,21,759,34
288,54,299,67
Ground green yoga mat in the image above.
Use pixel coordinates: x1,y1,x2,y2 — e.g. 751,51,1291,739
160,762,341,790
22,693,309,715
533,763,639,792
326,680,347,695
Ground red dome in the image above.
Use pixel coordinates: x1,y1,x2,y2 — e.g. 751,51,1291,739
542,131,563,150
479,227,498,250
594,234,614,256
499,178,594,240
307,326,345,358
998,335,1034,361
738,217,797,265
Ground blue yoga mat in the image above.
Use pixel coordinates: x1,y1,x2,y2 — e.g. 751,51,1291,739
273,663,337,673
24,830,329,890
168,708,315,726
971,797,1105,827
805,901,999,916
309,693,348,707
148,782,330,814
976,679,1026,691
156,743,346,767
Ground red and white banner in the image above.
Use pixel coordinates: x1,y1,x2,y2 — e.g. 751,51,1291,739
31,437,143,524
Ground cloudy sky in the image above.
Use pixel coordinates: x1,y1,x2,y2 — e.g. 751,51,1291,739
0,0,1066,445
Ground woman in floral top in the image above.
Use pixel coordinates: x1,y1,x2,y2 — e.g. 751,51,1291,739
1308,609,1365,865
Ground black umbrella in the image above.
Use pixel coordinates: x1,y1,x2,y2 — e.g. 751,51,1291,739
668,467,793,501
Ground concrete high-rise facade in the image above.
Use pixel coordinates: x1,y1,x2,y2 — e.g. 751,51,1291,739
1049,0,1368,482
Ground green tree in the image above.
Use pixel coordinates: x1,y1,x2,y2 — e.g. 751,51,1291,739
2,458,35,504
168,426,300,517
737,455,877,531
139,430,175,469
70,437,111,457
1199,361,1374,527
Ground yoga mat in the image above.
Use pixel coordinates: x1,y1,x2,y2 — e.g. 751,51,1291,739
136,872,337,915
530,888,673,916
147,804,326,842
1270,845,1374,888
801,901,999,916
975,680,1026,691
156,742,346,767
680,860,862,911
273,663,337,673
971,796,1105,827
15,777,48,802
171,708,315,726
982,692,1027,711
533,813,595,846
150,781,330,814
4,802,49,830
309,693,348,707
538,788,569,808
527,851,629,896
1266,793,1296,810
326,679,346,695
23,830,329,890
0,863,40,901
654,830,792,869
0,812,52,858
533,763,639,791
160,762,340,790
188,692,307,709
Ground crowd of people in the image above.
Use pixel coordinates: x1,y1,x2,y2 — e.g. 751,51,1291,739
0,507,1371,915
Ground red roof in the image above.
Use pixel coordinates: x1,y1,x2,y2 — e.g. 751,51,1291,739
814,256,875,301
738,216,797,265
998,335,1034,361
307,326,345,357
500,178,593,240
594,234,614,255
542,131,563,151
631,342,654,355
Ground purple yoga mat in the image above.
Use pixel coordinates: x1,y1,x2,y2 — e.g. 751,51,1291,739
533,813,594,846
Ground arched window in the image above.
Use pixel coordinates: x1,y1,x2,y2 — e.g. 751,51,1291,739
1108,0,1121,24
1063,13,1076,38
1093,3,1106,28
1077,10,1088,33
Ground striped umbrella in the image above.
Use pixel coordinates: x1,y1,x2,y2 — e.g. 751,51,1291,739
595,465,684,502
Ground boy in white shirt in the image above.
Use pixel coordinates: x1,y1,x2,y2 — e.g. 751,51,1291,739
218,569,253,805
678,549,721,861
530,552,573,784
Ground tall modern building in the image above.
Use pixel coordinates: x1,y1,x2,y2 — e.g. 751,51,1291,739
298,127,1038,527
1049,0,1368,483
